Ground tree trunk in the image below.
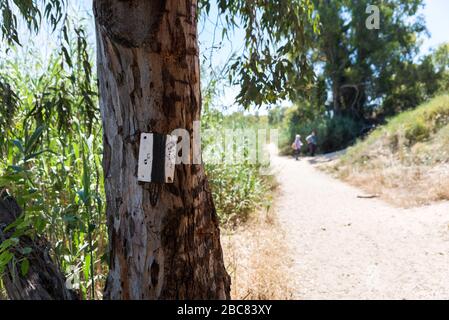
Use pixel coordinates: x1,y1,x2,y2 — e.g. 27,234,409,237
93,0,231,299
332,78,341,115
0,191,75,300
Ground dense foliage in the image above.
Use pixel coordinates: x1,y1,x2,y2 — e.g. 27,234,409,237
0,19,275,300
0,25,102,299
201,68,274,224
200,0,319,107
203,109,274,224
277,108,363,154
276,0,449,154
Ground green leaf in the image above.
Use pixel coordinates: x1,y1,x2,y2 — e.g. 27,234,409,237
83,253,91,281
12,139,24,154
24,149,51,161
61,46,72,68
9,165,23,173
0,251,14,273
21,258,30,276
21,247,32,255
0,237,19,250
34,217,47,233
25,126,45,154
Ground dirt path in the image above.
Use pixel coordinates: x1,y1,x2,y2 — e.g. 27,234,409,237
270,150,449,299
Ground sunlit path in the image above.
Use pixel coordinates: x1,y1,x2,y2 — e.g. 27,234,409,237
270,150,449,299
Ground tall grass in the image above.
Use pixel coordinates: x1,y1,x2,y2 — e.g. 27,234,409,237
0,25,104,299
202,110,275,225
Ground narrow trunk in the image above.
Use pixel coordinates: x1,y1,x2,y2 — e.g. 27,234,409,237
332,78,341,115
93,0,231,299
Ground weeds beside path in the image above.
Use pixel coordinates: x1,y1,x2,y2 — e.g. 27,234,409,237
222,210,295,299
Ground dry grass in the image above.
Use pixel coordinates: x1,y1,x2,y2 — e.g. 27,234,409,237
221,209,295,300
324,160,449,207
321,95,449,208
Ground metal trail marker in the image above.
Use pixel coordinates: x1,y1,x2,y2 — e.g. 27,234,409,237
138,133,177,183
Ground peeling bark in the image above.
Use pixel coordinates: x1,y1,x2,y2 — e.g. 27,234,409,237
94,0,231,299
0,191,75,300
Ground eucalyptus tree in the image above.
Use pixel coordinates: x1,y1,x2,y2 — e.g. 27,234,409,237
312,0,427,119
0,0,318,299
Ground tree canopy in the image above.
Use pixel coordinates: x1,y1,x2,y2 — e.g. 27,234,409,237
311,0,430,119
1,0,320,108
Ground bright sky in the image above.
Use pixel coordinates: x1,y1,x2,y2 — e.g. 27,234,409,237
7,0,449,114
420,0,449,52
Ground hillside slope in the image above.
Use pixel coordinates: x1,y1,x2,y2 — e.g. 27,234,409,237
326,95,449,207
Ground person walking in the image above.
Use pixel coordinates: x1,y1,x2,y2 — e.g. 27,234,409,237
292,134,303,161
306,131,317,157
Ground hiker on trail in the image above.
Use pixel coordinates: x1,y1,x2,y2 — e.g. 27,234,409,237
306,131,317,157
292,134,303,161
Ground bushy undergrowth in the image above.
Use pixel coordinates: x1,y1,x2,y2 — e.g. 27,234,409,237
202,110,274,225
278,108,363,155
0,28,104,299
206,161,273,224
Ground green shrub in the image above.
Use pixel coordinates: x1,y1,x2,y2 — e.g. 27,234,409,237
206,161,272,224
404,118,430,144
317,116,364,153
202,110,273,225
281,110,364,154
